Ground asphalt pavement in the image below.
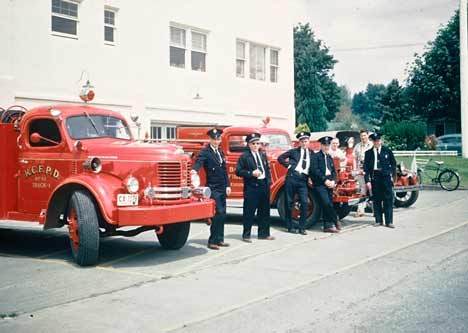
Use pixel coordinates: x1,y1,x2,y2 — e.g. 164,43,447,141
0,190,467,332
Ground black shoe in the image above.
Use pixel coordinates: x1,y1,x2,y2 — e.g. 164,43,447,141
386,224,395,229
375,221,383,226
287,228,297,234
299,229,307,235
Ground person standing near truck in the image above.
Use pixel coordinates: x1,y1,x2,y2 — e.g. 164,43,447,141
364,132,396,228
310,136,340,233
192,128,231,250
354,129,373,217
236,133,275,242
277,131,314,235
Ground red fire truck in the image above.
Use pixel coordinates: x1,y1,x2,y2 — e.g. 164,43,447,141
177,125,365,229
0,105,215,266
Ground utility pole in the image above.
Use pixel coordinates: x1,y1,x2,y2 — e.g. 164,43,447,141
461,0,468,158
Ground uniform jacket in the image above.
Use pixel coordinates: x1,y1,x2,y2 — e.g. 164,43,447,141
309,151,337,186
277,147,314,176
363,145,396,183
192,145,230,190
235,149,271,188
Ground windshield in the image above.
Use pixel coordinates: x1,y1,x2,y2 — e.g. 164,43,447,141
66,115,132,140
262,133,291,150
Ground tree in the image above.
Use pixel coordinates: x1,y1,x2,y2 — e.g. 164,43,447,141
405,10,460,124
380,79,414,124
351,83,386,126
294,23,341,131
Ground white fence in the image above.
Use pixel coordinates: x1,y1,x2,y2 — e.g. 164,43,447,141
394,150,458,157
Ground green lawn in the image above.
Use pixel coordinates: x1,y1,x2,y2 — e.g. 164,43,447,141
396,156,468,189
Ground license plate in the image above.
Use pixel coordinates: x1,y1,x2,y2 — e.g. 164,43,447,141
117,194,139,206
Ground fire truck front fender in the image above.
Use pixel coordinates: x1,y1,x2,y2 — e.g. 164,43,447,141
270,176,286,205
44,174,122,229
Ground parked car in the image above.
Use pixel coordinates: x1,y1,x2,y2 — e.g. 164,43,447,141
436,134,461,155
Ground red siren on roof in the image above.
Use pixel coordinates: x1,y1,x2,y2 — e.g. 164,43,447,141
262,116,271,128
79,80,95,103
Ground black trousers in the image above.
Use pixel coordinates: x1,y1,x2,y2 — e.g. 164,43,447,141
284,173,309,229
371,173,394,225
242,180,271,238
312,185,337,229
208,189,226,245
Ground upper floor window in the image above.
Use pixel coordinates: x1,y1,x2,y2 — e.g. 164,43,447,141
270,49,279,83
170,24,207,72
170,26,186,68
249,43,266,81
236,41,246,78
150,123,176,141
104,8,117,44
51,0,79,36
236,40,279,82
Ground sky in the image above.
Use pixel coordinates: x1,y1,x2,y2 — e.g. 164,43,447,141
304,0,460,94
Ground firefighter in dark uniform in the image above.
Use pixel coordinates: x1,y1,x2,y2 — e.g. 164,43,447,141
278,131,314,235
309,136,340,233
191,128,231,250
235,133,275,242
364,132,396,228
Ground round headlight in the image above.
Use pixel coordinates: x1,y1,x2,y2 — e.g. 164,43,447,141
126,176,139,193
191,173,200,188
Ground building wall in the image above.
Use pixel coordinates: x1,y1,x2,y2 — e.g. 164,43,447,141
0,0,306,138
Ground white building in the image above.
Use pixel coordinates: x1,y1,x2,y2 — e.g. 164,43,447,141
0,0,306,139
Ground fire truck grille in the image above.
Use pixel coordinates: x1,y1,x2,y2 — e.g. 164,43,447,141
156,161,191,189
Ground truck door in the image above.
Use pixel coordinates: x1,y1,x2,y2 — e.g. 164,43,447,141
17,117,68,215
224,133,248,199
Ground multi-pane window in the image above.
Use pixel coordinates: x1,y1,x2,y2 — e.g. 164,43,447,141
51,0,78,36
191,31,207,72
270,49,279,83
170,25,208,71
236,41,246,78
151,123,176,141
104,9,116,43
249,43,266,81
170,27,186,68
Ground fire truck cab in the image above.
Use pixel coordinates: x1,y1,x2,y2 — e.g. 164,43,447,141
0,105,215,266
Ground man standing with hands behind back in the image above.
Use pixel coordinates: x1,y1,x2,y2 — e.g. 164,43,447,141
310,136,340,233
364,132,397,228
236,133,275,243
278,131,314,235
192,128,231,250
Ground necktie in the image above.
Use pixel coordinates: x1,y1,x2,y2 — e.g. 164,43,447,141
377,148,381,169
324,153,330,176
215,149,222,164
255,152,264,174
301,149,307,170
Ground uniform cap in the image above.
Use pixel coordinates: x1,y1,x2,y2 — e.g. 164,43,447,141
369,132,382,140
207,128,223,139
296,131,311,141
318,136,334,145
245,132,261,143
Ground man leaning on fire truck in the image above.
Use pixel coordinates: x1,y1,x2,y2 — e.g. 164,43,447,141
192,128,231,250
277,131,314,235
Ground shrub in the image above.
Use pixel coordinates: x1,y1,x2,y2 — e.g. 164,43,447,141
381,121,426,150
295,123,311,134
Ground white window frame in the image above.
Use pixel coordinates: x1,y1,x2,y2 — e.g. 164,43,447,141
51,0,80,39
236,39,280,83
104,7,118,45
150,123,177,141
270,49,279,83
236,40,246,78
170,23,208,72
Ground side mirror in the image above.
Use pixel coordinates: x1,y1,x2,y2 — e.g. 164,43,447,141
30,132,42,144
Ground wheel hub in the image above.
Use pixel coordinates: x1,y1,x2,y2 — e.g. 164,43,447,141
68,208,79,251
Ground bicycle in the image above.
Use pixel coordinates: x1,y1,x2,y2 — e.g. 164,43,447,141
417,158,460,191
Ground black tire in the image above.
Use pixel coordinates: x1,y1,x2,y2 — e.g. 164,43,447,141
67,190,100,266
438,170,460,191
277,189,320,229
394,190,419,208
334,203,352,220
157,222,190,250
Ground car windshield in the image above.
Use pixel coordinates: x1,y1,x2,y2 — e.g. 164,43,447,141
66,115,132,140
262,133,292,149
